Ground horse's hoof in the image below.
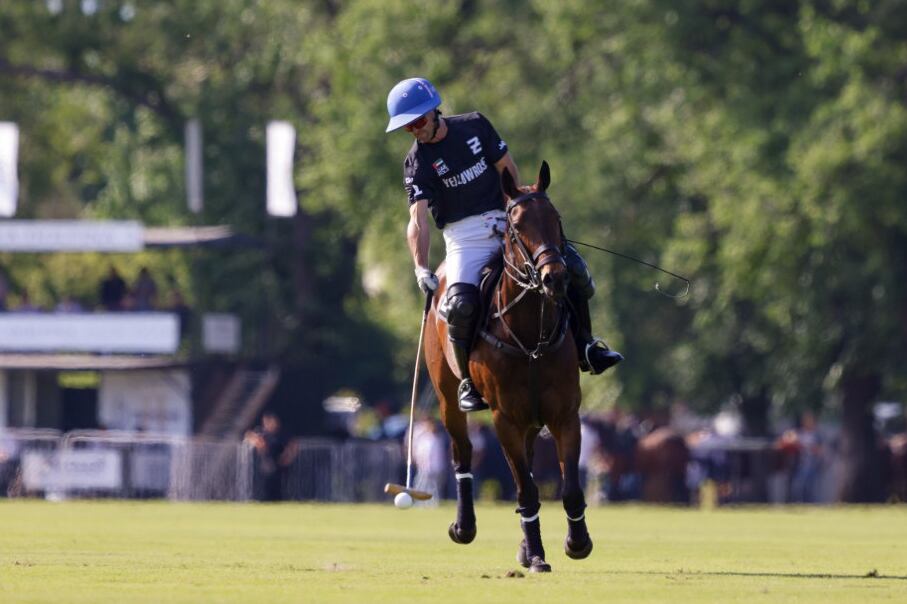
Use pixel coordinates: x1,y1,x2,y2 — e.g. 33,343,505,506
516,539,530,568
564,536,593,560
528,556,552,573
448,522,476,544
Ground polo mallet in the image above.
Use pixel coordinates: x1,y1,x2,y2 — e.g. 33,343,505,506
384,290,435,502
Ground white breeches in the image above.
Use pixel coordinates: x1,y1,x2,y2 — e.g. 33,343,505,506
442,210,506,286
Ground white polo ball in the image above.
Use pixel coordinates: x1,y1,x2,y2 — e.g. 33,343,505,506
394,492,414,509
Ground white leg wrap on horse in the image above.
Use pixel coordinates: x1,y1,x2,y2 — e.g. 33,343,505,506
455,472,474,481
520,512,540,524
567,513,585,522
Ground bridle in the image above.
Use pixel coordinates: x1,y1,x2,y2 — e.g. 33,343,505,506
501,192,567,293
480,191,569,360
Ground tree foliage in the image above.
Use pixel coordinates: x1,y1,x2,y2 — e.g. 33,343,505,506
2,1,906,460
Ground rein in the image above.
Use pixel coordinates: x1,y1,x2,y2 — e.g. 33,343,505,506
480,192,569,360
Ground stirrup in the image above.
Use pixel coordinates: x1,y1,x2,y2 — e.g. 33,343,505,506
583,338,623,375
457,379,489,412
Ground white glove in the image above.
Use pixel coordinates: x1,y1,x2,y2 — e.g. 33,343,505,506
415,267,439,294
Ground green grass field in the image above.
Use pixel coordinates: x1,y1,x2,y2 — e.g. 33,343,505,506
1,500,905,603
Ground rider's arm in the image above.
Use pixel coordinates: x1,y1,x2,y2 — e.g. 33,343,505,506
496,152,533,194
407,199,431,271
495,152,522,188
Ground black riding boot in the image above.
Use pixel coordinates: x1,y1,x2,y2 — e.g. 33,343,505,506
450,339,489,412
568,291,624,375
443,282,490,412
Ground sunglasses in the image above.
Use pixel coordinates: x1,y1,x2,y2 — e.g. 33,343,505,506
404,114,430,131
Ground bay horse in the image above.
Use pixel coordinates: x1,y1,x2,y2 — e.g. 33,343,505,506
423,161,592,572
597,422,689,504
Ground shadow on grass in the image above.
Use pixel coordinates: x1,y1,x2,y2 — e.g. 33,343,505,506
620,570,907,581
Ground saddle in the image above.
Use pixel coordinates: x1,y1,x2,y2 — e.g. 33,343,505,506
438,250,569,375
477,256,570,359
476,256,505,343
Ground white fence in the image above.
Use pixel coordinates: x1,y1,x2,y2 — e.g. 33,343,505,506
280,439,404,502
0,429,402,502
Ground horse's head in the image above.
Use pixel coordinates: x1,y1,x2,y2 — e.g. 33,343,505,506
501,161,567,299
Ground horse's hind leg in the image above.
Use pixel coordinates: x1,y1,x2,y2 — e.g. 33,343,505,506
549,415,593,559
495,415,551,573
438,392,477,544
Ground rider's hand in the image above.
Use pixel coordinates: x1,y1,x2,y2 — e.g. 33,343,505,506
415,267,439,294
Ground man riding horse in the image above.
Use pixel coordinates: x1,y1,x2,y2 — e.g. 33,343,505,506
386,77,622,413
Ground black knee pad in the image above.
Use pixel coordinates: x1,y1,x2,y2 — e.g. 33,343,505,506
443,282,480,342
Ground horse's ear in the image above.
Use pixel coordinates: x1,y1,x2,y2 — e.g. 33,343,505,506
538,161,551,192
501,167,521,199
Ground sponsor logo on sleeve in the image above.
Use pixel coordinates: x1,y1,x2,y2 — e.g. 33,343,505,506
498,140,506,150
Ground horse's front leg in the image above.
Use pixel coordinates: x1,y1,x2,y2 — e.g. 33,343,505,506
439,396,477,544
549,415,593,559
494,414,551,572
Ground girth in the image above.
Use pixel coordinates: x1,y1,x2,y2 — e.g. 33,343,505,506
477,271,570,360
479,314,569,358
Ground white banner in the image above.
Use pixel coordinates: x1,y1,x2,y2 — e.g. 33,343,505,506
99,370,192,435
202,312,240,353
185,119,203,213
266,120,298,217
0,313,179,353
0,123,18,217
0,220,143,252
22,450,123,491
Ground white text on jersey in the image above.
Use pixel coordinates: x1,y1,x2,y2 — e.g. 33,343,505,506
441,157,489,189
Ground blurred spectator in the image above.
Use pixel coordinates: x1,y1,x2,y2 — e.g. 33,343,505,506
55,295,84,313
366,400,407,441
121,290,137,312
790,410,825,503
687,428,733,503
888,433,907,502
0,432,21,496
99,266,127,310
473,423,514,500
579,415,602,494
599,410,642,502
466,420,488,493
411,416,447,504
769,427,801,503
0,268,8,311
244,412,298,502
168,289,192,339
12,289,39,312
132,266,158,310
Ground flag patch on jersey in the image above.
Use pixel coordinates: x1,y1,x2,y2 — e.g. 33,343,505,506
432,158,450,176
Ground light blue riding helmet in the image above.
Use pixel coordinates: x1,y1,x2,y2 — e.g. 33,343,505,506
385,77,442,132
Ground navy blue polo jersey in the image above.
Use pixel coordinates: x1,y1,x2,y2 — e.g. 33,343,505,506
403,112,509,229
